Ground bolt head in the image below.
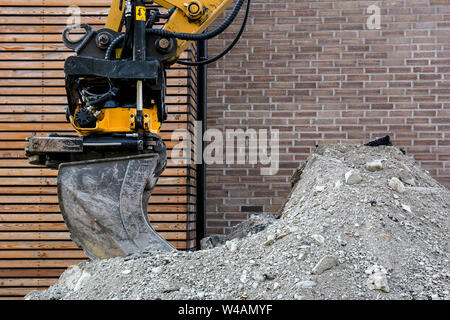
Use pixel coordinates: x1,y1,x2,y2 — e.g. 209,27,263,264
188,2,200,15
98,34,109,44
158,38,170,49
96,32,111,49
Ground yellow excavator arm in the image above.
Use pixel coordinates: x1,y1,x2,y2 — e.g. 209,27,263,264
25,0,250,259
59,0,248,137
106,0,238,60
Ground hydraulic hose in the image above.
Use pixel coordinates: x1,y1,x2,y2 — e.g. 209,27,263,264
105,34,125,59
177,0,250,66
145,0,246,41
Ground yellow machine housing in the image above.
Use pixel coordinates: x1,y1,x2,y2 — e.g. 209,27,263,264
71,105,161,136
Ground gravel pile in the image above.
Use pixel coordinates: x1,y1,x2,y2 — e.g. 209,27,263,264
26,144,449,300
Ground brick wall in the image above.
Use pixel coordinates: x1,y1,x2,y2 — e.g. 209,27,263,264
205,0,450,235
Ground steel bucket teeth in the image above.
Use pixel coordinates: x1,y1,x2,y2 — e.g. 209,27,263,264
57,154,175,259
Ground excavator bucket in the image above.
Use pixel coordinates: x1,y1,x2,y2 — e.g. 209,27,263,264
57,153,175,259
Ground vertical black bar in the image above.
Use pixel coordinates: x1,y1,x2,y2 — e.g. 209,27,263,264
133,0,146,129
133,0,146,62
196,39,207,249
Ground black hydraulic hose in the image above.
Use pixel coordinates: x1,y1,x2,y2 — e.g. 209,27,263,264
105,34,125,59
121,10,134,59
145,10,159,28
145,0,246,41
177,0,250,66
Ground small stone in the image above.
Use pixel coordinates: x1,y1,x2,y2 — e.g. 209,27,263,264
311,256,338,275
379,233,391,242
295,280,316,288
267,234,275,241
389,177,405,193
197,291,205,299
365,264,390,293
311,234,325,245
345,170,363,185
315,185,326,192
152,266,162,274
252,272,266,282
399,169,416,186
297,252,305,261
264,234,276,246
226,240,238,252
163,286,180,293
276,232,291,240
273,282,281,290
200,237,215,249
338,234,347,246
334,180,343,189
366,160,383,172
401,204,412,213
121,269,131,275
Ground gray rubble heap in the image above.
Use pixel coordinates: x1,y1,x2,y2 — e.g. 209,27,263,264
26,144,449,300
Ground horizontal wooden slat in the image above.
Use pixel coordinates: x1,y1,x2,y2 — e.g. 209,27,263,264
0,221,192,232
0,213,192,223
0,288,44,297
0,158,196,170
0,232,72,240
0,16,106,25
0,240,187,251
0,241,78,251
0,250,85,259
0,230,186,241
0,204,193,213
0,186,187,195
0,278,58,287
0,195,189,204
0,259,82,268
0,177,188,186
0,268,66,278
0,168,188,177
0,7,110,15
